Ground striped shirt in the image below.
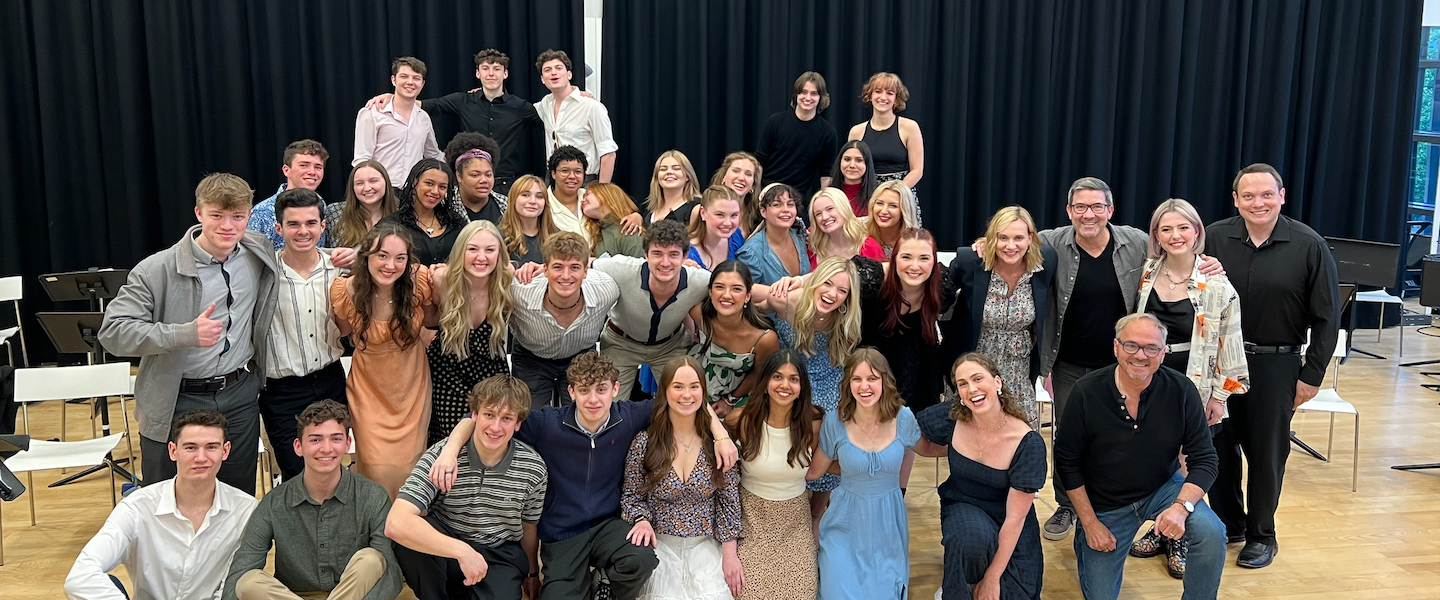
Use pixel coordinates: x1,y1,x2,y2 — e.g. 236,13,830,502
509,270,620,359
265,250,345,379
399,439,548,546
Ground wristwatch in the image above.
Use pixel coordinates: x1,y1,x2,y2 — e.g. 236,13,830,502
1173,499,1195,513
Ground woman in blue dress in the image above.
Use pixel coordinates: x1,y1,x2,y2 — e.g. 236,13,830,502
754,256,864,527
806,347,919,599
915,352,1046,600
687,185,746,270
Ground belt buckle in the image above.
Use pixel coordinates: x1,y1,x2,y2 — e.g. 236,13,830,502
211,373,230,392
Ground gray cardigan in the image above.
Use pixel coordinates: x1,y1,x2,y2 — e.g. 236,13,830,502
99,225,279,441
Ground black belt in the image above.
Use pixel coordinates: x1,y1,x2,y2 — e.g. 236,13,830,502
1244,343,1302,355
180,368,243,393
606,322,678,347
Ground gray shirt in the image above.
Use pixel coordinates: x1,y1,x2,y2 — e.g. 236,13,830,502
592,255,711,343
222,468,401,600
1038,223,1149,376
182,237,259,378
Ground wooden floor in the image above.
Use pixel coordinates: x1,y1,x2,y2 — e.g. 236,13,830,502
4,311,1440,599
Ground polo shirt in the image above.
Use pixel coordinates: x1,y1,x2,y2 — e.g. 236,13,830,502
592,255,711,343
399,439,548,546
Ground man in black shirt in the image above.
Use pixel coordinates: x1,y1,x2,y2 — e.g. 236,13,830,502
755,71,839,209
1204,163,1339,568
1055,313,1225,600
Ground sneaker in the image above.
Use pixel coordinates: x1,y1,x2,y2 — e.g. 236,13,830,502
1129,526,1166,558
1043,507,1077,541
1166,538,1188,579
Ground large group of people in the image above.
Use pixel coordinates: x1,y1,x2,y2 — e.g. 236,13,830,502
60,47,1340,600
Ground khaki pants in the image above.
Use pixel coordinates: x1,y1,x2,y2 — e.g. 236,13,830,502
236,548,386,600
599,326,693,401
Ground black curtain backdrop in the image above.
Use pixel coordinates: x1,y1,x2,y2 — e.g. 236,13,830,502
0,0,582,364
603,0,1420,251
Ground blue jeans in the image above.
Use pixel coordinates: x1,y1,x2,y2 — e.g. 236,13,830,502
1073,472,1224,600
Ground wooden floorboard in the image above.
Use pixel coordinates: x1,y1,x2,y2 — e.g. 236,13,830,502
4,310,1440,599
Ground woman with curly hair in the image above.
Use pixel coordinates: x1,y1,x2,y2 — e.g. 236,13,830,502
378,158,469,266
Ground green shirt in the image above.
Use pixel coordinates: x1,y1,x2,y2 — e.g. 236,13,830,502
223,469,401,600
594,219,644,259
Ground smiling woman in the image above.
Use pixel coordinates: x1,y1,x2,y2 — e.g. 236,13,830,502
379,158,468,266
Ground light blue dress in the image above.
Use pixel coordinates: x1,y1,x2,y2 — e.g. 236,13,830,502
775,317,843,492
816,407,920,600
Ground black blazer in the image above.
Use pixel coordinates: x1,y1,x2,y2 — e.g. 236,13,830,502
946,245,1059,383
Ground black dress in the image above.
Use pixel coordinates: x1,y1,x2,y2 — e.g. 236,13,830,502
425,320,510,446
918,403,1045,600
855,256,960,413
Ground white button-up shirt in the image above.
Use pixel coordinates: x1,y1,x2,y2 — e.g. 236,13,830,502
265,250,345,378
352,100,443,184
65,478,258,600
547,186,592,245
509,270,620,360
534,91,618,175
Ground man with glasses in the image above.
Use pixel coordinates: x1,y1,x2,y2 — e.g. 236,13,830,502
1203,163,1339,568
100,173,279,494
546,145,593,244
534,49,617,183
1054,313,1226,600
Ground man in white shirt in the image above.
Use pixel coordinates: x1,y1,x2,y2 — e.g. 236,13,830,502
533,49,616,183
259,189,348,482
65,410,259,600
353,57,444,188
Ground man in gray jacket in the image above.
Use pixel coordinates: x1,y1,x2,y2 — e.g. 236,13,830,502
100,172,279,494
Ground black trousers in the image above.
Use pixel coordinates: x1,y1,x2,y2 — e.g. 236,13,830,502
1208,352,1301,546
511,345,584,408
140,369,261,494
259,361,347,481
392,513,528,600
538,518,658,600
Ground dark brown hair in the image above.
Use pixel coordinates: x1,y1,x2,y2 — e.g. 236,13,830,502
474,48,509,68
791,71,831,111
535,49,572,72
566,350,619,388
735,349,816,467
837,348,904,423
282,139,329,167
639,356,723,492
295,399,351,435
947,352,1030,423
168,409,229,443
695,260,773,357
391,56,427,77
347,222,422,351
1232,162,1284,193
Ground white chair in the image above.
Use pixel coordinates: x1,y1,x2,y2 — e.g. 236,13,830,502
1034,377,1053,442
340,357,356,455
1,363,131,564
0,276,28,367
1354,289,1405,356
1297,329,1360,492
257,434,274,494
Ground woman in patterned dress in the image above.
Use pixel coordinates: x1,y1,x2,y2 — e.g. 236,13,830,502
330,222,438,498
423,220,513,446
753,256,863,527
725,349,821,599
689,260,778,416
946,207,1058,430
622,356,744,600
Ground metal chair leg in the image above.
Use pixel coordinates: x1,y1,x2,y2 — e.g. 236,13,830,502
25,472,35,526
1351,414,1360,493
1327,414,1336,458
1377,304,1384,343
119,397,135,461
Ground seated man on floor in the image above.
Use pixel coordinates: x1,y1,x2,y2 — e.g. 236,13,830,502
65,410,258,600
1054,313,1226,600
386,375,548,600
224,400,401,600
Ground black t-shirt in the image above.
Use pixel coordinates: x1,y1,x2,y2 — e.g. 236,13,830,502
510,234,543,267
754,110,839,203
464,195,504,226
1058,237,1126,368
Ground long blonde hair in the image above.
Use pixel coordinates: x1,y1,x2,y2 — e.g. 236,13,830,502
439,221,514,359
498,175,559,259
980,206,1044,272
807,187,869,262
865,180,919,241
790,256,862,366
646,150,701,215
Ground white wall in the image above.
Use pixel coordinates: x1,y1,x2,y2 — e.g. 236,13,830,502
585,0,603,99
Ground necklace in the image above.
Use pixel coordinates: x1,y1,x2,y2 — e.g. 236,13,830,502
1162,265,1192,290
678,434,700,454
546,293,582,311
417,214,440,234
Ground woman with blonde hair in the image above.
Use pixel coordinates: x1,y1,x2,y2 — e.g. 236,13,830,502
424,220,514,446
582,182,644,258
326,160,399,248
710,151,763,233
646,150,703,226
497,174,560,268
944,206,1058,430
864,180,920,258
807,187,885,267
688,185,746,270
848,72,925,202
1127,198,1248,578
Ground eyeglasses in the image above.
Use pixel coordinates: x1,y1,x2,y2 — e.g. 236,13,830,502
1118,340,1164,358
1069,203,1110,215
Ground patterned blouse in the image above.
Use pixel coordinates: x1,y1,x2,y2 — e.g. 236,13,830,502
977,269,1039,427
621,431,743,542
1137,257,1250,403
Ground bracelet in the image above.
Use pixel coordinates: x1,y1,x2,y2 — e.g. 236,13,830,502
1210,398,1227,405
714,436,730,443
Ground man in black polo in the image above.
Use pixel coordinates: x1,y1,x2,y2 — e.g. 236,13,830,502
1204,163,1339,568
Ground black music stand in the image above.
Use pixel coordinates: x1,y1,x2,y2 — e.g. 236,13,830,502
32,312,139,487
0,435,28,502
37,268,129,311
1325,237,1402,360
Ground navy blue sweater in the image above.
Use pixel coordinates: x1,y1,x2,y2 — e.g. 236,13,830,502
516,399,655,543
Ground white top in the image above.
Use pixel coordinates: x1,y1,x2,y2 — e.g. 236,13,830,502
740,423,809,501
352,100,444,184
508,270,620,360
547,186,591,244
265,250,345,378
65,478,258,600
534,92,619,175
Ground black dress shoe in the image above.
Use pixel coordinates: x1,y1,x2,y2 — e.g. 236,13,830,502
1236,541,1277,568
1226,533,1246,545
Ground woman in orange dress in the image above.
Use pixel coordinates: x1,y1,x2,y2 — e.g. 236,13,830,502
330,221,438,497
